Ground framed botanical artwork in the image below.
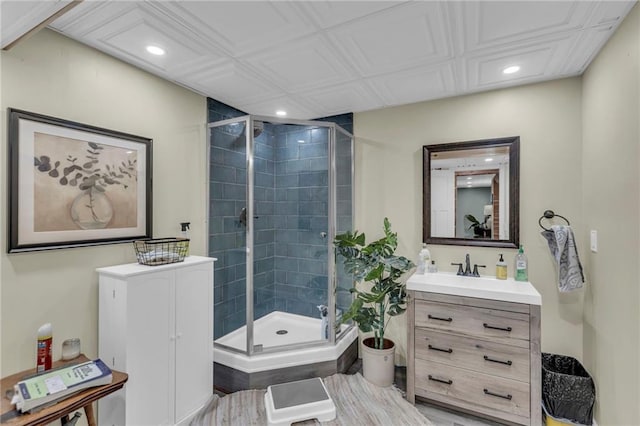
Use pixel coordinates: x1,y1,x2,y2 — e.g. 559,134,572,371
7,108,153,252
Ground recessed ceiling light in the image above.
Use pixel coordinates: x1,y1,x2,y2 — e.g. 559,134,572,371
276,110,287,116
485,158,494,162
503,65,520,74
466,176,472,180
297,139,305,144
146,45,165,56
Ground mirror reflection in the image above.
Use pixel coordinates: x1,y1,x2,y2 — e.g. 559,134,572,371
423,137,519,248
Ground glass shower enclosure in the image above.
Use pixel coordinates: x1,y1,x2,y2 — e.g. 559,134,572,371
208,115,354,356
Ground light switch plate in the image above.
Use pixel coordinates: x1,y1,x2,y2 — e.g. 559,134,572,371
590,230,598,252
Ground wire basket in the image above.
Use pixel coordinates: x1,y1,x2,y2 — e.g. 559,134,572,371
133,238,190,266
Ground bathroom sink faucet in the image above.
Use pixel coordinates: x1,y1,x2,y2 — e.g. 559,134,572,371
465,254,472,276
451,262,464,275
451,254,485,277
472,264,486,277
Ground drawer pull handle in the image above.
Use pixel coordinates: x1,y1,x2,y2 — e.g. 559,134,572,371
484,388,513,400
428,314,453,322
428,344,453,354
428,375,453,385
483,323,512,332
484,355,513,366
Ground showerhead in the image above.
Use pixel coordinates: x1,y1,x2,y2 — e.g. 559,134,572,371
253,121,264,138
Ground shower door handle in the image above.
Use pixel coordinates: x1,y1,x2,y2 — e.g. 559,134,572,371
239,207,259,226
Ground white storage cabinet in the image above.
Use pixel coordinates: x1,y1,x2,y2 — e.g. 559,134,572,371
97,256,215,426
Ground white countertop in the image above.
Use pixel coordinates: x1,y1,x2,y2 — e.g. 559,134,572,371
96,255,217,277
407,272,541,305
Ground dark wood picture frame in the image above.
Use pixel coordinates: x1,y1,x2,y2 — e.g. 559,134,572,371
8,108,153,253
423,136,520,248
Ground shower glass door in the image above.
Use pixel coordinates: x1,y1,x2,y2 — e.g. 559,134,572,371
334,126,354,339
253,119,331,353
210,115,354,356
208,117,250,354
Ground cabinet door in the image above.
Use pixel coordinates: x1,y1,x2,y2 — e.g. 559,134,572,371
127,271,175,426
174,263,213,423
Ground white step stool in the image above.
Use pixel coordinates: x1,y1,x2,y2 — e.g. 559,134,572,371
264,377,336,426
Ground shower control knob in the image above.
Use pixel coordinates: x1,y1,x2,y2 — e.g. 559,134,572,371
320,232,327,238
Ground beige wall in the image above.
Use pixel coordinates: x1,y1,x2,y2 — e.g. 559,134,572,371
354,77,585,367
582,4,639,425
354,6,640,424
0,30,207,376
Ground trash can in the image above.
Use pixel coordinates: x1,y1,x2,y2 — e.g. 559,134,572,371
542,353,596,426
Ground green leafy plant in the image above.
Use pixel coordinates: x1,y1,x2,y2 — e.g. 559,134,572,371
465,213,491,238
465,214,483,230
334,218,414,350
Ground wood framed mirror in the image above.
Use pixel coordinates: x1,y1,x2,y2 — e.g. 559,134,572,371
423,136,520,248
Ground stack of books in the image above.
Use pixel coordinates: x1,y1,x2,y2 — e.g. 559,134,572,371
12,359,112,413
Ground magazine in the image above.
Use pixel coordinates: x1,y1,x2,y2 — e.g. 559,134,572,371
13,359,112,413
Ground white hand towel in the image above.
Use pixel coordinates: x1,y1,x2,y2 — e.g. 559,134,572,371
541,225,585,292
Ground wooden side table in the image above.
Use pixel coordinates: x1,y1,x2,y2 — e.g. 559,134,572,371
0,355,128,426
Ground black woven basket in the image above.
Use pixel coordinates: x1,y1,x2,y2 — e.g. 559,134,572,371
133,238,189,266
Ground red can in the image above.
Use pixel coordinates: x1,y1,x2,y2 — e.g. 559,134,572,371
36,323,52,372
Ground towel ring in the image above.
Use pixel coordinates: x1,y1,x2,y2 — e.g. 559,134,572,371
539,210,570,231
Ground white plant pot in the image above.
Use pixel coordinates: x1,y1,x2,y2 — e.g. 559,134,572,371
361,337,395,387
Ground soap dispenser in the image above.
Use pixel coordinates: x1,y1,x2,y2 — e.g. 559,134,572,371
180,222,191,256
514,245,528,282
496,254,507,280
416,244,431,274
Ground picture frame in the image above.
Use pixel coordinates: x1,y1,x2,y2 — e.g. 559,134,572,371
8,108,153,253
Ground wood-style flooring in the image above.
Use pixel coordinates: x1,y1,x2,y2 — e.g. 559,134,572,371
215,357,501,425
346,359,500,426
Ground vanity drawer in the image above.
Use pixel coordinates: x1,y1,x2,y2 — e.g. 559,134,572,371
415,328,530,383
415,300,530,347
415,358,530,419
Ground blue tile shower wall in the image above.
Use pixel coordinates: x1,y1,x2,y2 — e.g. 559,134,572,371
274,126,329,318
314,112,353,135
252,126,276,322
207,98,247,123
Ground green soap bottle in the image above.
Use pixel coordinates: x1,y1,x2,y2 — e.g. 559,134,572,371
514,245,528,282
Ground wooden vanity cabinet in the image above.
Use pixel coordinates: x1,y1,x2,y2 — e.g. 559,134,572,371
407,290,541,425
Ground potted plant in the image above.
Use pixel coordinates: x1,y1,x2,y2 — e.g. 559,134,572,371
465,214,490,238
334,218,414,387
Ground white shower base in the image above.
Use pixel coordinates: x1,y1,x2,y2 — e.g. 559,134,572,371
214,311,358,374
